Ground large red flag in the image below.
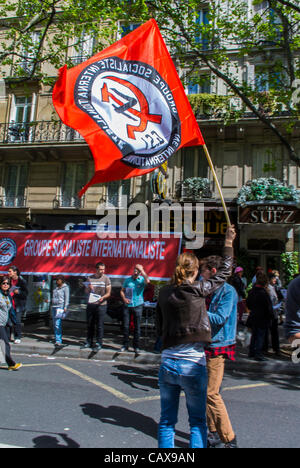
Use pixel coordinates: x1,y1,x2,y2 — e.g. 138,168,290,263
52,19,205,196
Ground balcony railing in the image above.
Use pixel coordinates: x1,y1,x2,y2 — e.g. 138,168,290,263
0,196,27,208
53,195,85,209
0,121,84,145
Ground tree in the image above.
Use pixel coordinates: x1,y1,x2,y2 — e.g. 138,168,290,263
0,0,147,85
146,0,300,165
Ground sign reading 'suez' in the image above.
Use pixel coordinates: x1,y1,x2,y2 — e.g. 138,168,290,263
238,204,300,225
0,231,181,280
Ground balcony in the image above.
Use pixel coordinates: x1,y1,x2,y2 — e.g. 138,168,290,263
0,195,27,208
0,121,84,145
53,195,85,209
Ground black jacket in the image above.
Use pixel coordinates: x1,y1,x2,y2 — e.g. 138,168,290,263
156,246,233,350
11,276,28,308
246,285,274,328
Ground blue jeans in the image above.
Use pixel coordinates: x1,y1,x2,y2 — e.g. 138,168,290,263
158,358,208,448
52,307,63,344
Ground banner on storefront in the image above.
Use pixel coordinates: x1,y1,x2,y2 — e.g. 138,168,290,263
0,231,182,280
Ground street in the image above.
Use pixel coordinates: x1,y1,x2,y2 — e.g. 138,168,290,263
0,354,299,449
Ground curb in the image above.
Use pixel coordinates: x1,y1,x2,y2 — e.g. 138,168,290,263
9,341,300,375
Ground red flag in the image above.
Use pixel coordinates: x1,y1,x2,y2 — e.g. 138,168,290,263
52,19,205,196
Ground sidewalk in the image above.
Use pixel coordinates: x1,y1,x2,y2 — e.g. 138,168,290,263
7,319,300,375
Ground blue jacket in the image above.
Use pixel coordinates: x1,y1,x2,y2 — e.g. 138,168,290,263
207,283,238,348
285,276,300,338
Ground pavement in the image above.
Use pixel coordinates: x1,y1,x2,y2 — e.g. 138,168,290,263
5,318,300,375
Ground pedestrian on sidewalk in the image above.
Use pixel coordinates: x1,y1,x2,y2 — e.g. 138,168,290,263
201,256,238,449
82,262,111,352
8,266,28,344
0,276,22,371
51,275,70,347
120,264,150,354
285,275,300,343
265,274,282,356
230,266,247,323
155,226,236,449
246,273,274,361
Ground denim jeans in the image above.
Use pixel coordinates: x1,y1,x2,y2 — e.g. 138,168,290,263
158,358,208,448
123,305,143,349
52,307,63,344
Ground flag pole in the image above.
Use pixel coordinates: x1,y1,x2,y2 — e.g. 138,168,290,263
203,144,232,227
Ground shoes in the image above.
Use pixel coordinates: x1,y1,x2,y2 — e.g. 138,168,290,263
54,342,62,348
93,344,102,352
8,363,22,371
120,346,128,352
134,348,140,355
14,339,21,344
207,432,223,448
81,343,92,349
224,437,238,448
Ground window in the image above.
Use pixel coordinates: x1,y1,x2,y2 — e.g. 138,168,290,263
61,163,86,208
187,74,211,95
119,22,142,38
9,95,34,142
183,147,209,180
19,31,41,74
255,67,282,92
252,145,283,179
4,164,28,207
107,179,131,207
72,31,95,66
195,9,210,50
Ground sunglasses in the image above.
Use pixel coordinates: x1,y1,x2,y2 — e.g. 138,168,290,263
2,282,10,285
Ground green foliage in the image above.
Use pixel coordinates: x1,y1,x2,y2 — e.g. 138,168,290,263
237,177,300,205
281,252,299,286
0,0,148,83
182,177,211,198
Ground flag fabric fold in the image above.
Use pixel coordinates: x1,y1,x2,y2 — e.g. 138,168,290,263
52,19,205,197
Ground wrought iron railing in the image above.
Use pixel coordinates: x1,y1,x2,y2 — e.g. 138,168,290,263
53,195,85,209
0,196,27,208
0,121,84,145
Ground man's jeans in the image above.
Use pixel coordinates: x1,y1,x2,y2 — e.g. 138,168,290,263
158,358,208,448
86,304,107,346
123,305,143,349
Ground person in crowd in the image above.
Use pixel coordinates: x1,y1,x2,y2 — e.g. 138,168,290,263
231,266,247,323
251,266,264,286
51,275,70,347
0,276,22,371
82,262,111,352
284,275,300,343
201,256,238,449
120,264,150,354
265,274,282,357
246,273,274,361
8,266,28,343
155,226,236,449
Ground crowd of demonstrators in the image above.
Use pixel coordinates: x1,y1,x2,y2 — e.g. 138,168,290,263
0,276,22,371
155,226,236,449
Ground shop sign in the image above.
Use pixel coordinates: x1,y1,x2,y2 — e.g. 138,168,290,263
0,231,182,281
238,204,300,225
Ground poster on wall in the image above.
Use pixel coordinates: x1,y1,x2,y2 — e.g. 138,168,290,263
0,231,182,281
